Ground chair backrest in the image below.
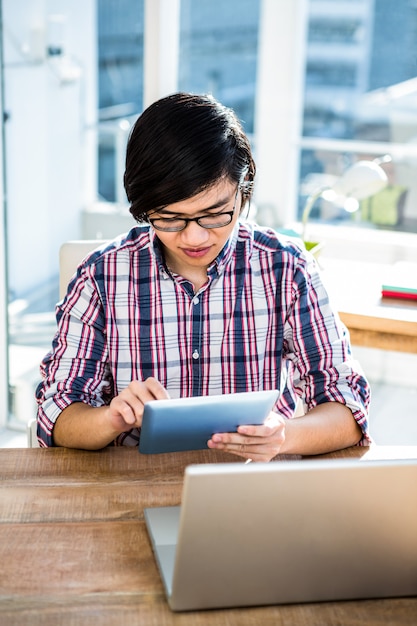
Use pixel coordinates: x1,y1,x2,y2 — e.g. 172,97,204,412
59,240,108,299
27,418,40,448
28,240,109,447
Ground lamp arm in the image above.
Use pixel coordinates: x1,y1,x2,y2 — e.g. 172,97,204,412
301,186,329,241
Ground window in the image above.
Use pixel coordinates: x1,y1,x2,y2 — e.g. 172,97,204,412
306,62,357,87
179,0,260,134
308,19,362,44
97,0,144,202
298,0,417,233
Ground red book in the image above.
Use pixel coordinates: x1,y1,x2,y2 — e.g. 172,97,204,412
381,262,417,301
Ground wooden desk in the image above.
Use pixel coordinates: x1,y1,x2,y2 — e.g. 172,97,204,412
321,259,417,353
1,446,416,625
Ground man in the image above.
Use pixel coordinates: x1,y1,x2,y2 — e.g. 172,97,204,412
36,92,370,460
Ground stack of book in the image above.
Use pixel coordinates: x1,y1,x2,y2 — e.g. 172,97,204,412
381,262,417,301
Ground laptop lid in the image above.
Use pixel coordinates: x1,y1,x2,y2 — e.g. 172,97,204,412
144,458,417,611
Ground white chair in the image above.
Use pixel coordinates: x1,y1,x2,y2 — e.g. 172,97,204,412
27,418,40,448
27,240,109,447
59,239,108,299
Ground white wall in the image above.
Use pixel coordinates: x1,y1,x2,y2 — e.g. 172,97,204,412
0,3,9,426
2,0,97,298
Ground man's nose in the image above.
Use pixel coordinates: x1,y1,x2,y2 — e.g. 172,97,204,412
180,220,210,244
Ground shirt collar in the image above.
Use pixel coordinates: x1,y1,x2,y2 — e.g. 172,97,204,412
207,222,239,278
149,228,170,277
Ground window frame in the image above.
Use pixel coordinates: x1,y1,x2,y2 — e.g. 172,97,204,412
0,5,9,428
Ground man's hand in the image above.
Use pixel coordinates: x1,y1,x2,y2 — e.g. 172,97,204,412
53,377,169,450
207,402,363,460
106,377,170,432
207,412,286,462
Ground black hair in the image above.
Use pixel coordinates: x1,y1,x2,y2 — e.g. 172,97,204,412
123,92,256,222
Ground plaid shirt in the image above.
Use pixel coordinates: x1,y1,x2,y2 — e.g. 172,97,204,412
36,223,371,447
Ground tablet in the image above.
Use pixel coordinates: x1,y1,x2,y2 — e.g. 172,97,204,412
139,389,279,454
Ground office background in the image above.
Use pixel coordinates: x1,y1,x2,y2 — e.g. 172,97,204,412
0,0,416,437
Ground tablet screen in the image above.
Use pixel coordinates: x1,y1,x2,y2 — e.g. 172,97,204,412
139,389,279,454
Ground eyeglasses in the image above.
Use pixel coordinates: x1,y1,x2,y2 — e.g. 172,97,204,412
149,186,240,232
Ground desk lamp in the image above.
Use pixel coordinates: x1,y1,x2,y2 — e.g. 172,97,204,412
301,159,389,249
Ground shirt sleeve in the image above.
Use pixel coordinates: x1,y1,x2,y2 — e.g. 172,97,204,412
280,250,372,445
35,266,114,447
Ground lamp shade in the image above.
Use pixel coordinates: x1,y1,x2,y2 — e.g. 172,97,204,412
331,160,388,200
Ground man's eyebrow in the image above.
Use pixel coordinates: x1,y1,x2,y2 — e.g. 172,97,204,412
157,193,234,216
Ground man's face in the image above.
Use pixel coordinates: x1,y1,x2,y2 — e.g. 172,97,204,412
150,178,242,277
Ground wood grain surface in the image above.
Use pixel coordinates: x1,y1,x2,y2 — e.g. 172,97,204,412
1,445,416,625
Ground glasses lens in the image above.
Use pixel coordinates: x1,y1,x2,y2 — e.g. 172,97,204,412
151,218,187,232
197,213,233,228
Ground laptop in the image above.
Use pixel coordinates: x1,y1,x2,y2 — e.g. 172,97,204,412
139,389,279,454
144,458,417,611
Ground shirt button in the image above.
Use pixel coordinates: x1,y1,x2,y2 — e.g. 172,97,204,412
192,350,199,359
193,296,199,305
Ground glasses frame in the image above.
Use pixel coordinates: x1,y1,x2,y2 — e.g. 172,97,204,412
148,186,241,232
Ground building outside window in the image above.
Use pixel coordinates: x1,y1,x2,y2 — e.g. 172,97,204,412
97,0,144,202
300,0,417,232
